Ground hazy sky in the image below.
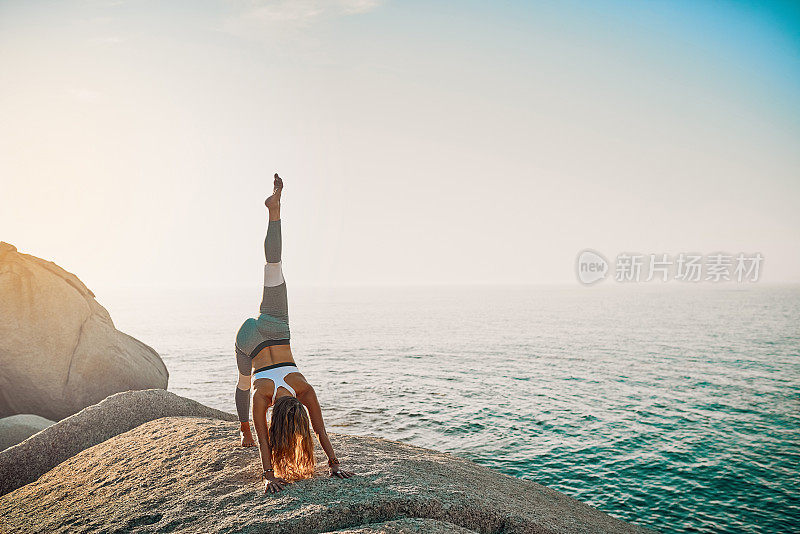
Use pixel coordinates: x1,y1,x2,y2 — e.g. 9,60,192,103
2,0,799,289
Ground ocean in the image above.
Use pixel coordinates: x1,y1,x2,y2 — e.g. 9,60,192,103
99,284,800,533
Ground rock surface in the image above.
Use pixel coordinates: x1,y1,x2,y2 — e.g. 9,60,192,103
0,416,653,533
335,518,479,533
0,389,236,496
0,414,54,451
0,242,168,421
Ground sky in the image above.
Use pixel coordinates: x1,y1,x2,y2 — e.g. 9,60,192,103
1,0,799,289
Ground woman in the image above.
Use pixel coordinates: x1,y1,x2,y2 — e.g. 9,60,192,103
234,173,353,493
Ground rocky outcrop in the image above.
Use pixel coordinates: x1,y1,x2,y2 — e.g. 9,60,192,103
0,389,236,496
335,518,480,533
0,242,168,421
0,414,54,451
0,415,652,533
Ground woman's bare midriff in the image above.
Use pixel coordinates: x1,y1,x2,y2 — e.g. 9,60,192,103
252,344,295,369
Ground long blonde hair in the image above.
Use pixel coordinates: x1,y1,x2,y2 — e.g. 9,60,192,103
269,395,315,480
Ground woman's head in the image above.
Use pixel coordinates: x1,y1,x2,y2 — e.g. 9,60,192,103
269,395,315,480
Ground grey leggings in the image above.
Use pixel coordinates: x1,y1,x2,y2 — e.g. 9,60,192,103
234,219,289,421
259,219,289,327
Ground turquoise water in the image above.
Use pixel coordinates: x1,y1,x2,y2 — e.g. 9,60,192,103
101,285,800,533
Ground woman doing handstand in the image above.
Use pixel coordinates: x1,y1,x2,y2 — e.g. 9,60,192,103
234,173,353,493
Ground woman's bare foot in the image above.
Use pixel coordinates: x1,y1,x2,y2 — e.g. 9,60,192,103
240,423,257,447
265,173,283,211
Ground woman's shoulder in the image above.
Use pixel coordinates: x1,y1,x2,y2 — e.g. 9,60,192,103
286,371,311,393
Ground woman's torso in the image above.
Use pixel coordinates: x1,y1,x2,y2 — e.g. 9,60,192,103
252,345,308,400
252,344,294,368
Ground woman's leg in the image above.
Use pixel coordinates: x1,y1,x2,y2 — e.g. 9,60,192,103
235,346,256,446
260,219,288,323
260,175,290,336
234,174,284,447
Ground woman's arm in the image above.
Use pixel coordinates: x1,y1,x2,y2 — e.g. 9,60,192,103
252,387,290,492
297,384,353,478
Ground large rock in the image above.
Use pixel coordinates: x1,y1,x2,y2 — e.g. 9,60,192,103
0,414,54,451
0,389,236,496
0,242,168,420
0,416,653,533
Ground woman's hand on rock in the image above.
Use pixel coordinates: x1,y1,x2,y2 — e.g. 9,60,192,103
330,464,354,479
264,475,290,494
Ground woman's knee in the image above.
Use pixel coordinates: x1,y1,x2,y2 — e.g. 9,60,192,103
235,348,253,376
237,372,251,390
